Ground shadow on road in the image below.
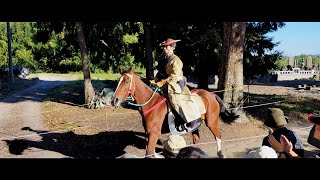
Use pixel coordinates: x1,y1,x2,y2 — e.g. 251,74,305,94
4,127,163,158
0,78,118,106
0,79,75,104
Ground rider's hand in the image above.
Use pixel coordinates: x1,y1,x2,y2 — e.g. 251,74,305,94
156,81,164,88
150,80,156,84
156,79,167,88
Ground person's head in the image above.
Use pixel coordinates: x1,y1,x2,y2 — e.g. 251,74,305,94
308,114,320,125
159,38,181,56
162,134,187,158
176,146,209,158
245,146,278,158
264,108,288,129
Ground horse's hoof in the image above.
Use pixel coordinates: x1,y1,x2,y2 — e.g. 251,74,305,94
145,153,165,158
217,151,224,158
154,154,165,158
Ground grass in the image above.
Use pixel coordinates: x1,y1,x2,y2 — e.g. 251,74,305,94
0,72,119,103
67,67,146,81
37,72,122,81
62,122,74,131
74,73,122,81
243,93,320,123
44,78,116,105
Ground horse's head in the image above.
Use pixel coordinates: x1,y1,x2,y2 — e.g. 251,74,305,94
111,67,135,107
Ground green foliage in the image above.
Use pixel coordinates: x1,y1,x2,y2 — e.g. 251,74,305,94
65,72,121,80
282,54,320,69
123,33,139,44
0,21,286,82
275,58,288,70
119,53,135,68
294,54,308,69
244,22,285,78
0,39,8,67
59,52,82,72
312,57,320,68
0,22,39,70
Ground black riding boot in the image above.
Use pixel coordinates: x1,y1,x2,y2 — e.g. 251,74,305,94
177,119,202,132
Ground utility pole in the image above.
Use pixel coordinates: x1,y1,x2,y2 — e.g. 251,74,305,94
7,22,14,83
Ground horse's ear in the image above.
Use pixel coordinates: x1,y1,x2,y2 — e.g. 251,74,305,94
119,67,123,74
128,66,135,74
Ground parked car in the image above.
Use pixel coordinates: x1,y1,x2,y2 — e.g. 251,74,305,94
0,66,30,79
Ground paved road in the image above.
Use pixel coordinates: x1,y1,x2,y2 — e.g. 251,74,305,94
0,74,78,158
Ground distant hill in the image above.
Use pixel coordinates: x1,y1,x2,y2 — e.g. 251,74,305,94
312,54,320,58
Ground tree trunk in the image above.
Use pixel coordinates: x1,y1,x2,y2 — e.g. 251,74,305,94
143,22,154,81
219,22,247,122
75,22,95,106
7,22,14,83
198,42,208,90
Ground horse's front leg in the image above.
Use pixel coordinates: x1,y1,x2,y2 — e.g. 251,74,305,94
145,126,162,158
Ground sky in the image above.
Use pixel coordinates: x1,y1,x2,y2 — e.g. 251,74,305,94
267,22,320,56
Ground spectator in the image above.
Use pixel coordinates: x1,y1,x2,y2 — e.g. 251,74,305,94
245,145,278,158
162,134,209,158
262,108,304,158
306,114,320,158
268,134,301,158
307,114,320,149
162,134,187,158
176,146,209,158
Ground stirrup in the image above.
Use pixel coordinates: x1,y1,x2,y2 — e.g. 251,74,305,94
185,119,202,132
177,124,192,132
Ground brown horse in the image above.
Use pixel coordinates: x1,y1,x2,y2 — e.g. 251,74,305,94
112,67,238,158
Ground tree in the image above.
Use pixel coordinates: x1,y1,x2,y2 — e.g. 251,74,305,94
275,58,288,70
198,39,209,90
75,22,95,106
219,22,246,122
244,22,285,79
143,22,154,81
7,22,14,83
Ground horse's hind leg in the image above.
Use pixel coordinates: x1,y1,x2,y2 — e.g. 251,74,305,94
205,116,224,158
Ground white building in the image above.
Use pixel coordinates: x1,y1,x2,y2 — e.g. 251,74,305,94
270,68,319,81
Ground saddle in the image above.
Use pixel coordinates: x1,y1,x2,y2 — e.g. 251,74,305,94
166,97,202,136
150,83,204,135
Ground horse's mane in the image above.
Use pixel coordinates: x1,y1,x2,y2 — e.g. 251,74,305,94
121,71,151,88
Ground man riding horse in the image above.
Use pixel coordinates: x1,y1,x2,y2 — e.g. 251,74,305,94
151,38,206,133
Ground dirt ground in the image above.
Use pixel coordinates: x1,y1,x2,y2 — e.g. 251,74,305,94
39,80,320,158
2,75,319,158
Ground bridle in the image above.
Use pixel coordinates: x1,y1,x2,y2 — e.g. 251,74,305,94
112,73,163,111
113,73,136,102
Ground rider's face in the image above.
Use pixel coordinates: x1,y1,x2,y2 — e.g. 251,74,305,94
163,45,174,56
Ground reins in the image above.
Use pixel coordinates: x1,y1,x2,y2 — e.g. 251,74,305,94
118,73,167,115
128,87,160,106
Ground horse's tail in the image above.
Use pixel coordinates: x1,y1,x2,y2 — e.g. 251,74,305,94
214,94,239,123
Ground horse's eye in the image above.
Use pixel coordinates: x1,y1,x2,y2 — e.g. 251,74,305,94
125,81,129,84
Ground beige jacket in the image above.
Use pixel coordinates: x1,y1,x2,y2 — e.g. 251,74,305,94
165,54,184,92
164,54,205,123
